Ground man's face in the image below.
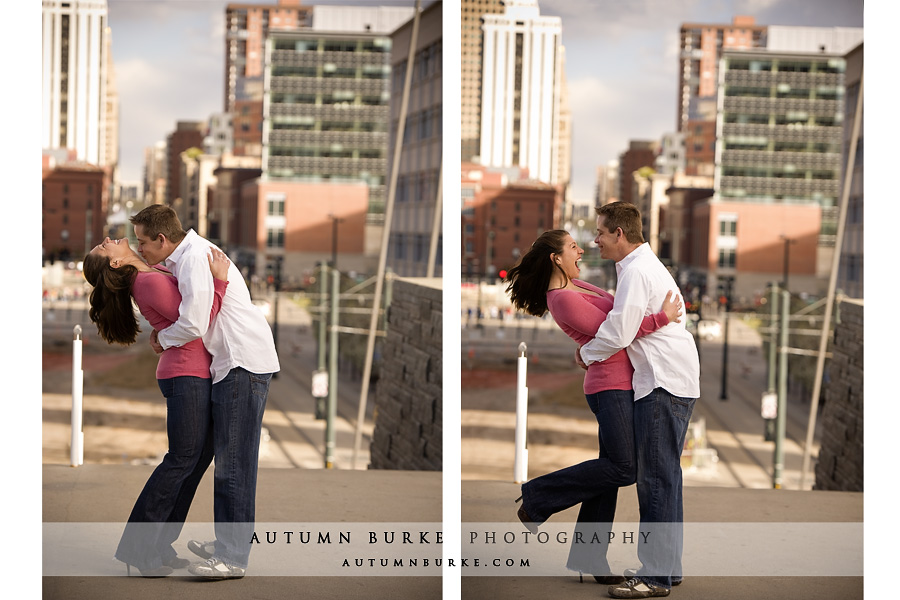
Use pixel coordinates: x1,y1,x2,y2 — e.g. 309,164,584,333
594,215,622,261
133,224,167,265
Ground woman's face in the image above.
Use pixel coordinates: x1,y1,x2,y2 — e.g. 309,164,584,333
89,237,134,265
554,233,584,280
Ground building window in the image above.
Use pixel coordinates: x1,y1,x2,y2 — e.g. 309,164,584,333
719,214,737,237
718,248,736,269
266,227,284,248
267,193,285,216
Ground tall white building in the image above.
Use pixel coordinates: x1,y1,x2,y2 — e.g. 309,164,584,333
479,0,563,185
42,0,110,167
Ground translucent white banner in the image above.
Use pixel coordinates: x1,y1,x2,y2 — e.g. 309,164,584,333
42,521,862,576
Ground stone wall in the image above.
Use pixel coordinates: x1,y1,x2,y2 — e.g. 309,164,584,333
815,299,863,491
369,278,442,470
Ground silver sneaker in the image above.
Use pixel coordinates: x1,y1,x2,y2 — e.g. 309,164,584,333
188,557,246,579
624,568,683,586
187,539,216,560
608,577,670,598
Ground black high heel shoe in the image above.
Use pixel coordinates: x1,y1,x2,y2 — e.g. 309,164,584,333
514,495,538,534
577,571,626,584
165,556,190,569
125,563,173,577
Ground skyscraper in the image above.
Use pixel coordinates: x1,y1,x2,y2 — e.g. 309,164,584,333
677,16,767,176
42,0,111,167
225,1,312,156
479,0,563,186
387,1,443,278
102,25,119,174
460,0,504,162
837,42,863,299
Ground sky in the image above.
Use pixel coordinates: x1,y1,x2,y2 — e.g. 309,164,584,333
535,0,864,203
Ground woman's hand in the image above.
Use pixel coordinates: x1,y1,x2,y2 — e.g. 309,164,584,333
661,290,683,323
208,248,231,281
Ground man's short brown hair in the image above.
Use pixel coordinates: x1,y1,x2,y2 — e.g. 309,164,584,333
596,202,645,245
129,204,186,243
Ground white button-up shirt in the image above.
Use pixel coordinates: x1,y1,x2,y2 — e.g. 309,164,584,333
579,243,700,401
156,230,280,384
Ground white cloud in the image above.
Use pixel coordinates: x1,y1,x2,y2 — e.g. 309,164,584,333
114,56,220,181
565,68,673,202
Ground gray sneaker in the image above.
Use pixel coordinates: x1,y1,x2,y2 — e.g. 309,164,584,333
608,577,670,598
188,557,246,579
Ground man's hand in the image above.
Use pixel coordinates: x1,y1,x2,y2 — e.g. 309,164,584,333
575,345,588,370
150,329,164,355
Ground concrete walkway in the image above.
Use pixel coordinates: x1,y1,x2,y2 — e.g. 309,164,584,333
461,480,862,600
41,465,862,599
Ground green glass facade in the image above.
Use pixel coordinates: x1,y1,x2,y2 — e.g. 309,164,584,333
717,50,846,245
264,32,392,223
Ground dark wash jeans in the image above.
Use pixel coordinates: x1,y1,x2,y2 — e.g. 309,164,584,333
115,376,214,570
633,388,697,589
520,389,636,576
210,367,272,569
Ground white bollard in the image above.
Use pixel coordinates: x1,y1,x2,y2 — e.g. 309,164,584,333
514,342,529,483
71,325,84,467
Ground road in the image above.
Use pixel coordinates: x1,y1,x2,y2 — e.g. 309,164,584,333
41,285,376,470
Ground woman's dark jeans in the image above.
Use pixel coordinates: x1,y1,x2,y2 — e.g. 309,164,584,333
114,376,214,570
520,388,636,576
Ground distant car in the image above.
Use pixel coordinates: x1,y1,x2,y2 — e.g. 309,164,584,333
251,299,271,317
697,320,722,340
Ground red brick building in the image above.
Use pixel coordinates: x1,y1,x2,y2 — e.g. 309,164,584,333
42,156,109,263
618,141,657,206
234,179,371,284
461,163,561,280
691,200,821,301
166,121,205,205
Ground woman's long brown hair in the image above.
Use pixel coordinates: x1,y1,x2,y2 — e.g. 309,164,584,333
504,230,570,317
82,253,140,345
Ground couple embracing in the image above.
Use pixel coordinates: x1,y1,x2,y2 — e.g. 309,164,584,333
83,204,279,578
506,202,700,599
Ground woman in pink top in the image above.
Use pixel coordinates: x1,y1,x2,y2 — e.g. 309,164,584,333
505,230,682,584
83,237,230,577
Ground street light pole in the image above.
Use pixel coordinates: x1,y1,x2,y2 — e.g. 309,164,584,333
719,277,732,401
781,236,795,292
329,214,344,270
271,256,282,380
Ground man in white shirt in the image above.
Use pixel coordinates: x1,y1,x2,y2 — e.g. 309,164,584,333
130,205,280,579
577,202,700,598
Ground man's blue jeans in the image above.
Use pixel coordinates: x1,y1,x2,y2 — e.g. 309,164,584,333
210,367,272,568
633,388,697,589
115,376,214,570
519,389,636,576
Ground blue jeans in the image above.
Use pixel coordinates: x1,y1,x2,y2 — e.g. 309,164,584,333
115,376,214,570
520,389,636,576
210,367,272,568
633,388,697,589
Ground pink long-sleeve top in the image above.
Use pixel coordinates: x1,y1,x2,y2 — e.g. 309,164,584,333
131,269,228,380
547,279,669,394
